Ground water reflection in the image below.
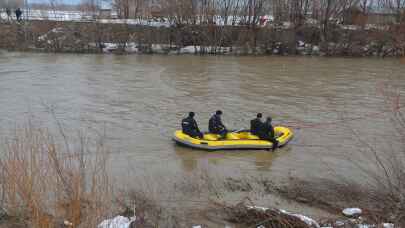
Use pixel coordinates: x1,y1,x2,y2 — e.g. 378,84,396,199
174,143,289,172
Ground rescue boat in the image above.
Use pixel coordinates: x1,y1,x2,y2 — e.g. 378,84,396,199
173,126,293,151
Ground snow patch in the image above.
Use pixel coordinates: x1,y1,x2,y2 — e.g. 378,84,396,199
342,208,362,217
356,224,374,228
38,27,65,41
63,220,73,226
98,216,136,228
179,46,199,54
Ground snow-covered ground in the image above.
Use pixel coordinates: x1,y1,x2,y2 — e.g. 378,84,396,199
0,9,176,26
0,9,174,26
0,9,95,21
0,9,275,27
99,43,233,55
1,9,391,32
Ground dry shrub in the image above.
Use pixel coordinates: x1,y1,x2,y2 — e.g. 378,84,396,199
0,123,114,228
348,84,405,225
277,177,392,220
278,176,405,226
223,200,311,228
114,188,162,227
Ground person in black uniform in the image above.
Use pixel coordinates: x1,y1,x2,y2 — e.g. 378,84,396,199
208,110,227,139
181,112,203,138
6,8,11,21
15,8,22,21
258,117,279,150
250,113,263,136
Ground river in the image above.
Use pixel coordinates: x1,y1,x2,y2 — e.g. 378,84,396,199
1,51,404,188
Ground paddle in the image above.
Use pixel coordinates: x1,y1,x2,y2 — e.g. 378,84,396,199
231,128,245,133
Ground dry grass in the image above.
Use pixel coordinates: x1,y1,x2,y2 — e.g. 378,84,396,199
0,122,115,228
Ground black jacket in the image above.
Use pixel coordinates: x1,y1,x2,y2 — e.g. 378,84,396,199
182,116,201,134
15,9,22,17
259,121,275,138
209,114,226,133
250,118,263,135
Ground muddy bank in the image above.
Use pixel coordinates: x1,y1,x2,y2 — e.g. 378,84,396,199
0,174,399,228
1,20,404,57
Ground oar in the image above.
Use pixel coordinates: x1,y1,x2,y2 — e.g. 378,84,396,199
231,128,245,133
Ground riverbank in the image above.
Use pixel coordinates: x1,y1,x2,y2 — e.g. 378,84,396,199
0,154,400,228
1,20,404,57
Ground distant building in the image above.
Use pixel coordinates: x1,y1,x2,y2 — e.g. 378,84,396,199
98,0,114,18
343,6,398,25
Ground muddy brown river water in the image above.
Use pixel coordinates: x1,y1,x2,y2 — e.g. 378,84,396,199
1,51,405,187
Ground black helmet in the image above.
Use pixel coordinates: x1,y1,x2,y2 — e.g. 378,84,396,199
216,110,222,115
189,112,195,117
257,113,262,118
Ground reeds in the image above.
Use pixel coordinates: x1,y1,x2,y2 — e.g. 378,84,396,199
0,123,114,228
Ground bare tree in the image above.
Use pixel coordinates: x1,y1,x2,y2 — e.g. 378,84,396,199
290,0,311,26
160,0,198,25
230,0,242,25
199,0,217,25
49,0,60,19
113,0,145,19
360,0,375,14
380,0,405,23
239,0,267,27
219,0,233,25
313,0,358,43
80,0,99,19
272,0,287,23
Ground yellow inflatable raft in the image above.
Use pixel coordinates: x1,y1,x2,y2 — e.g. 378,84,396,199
173,126,293,151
